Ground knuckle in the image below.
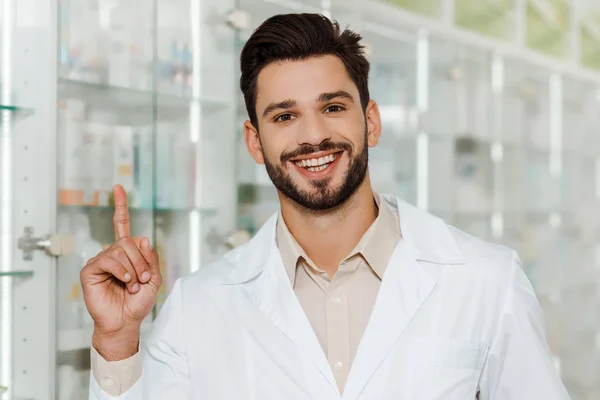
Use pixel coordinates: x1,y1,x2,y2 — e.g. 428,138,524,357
112,248,123,258
83,256,95,267
85,255,97,265
114,215,130,226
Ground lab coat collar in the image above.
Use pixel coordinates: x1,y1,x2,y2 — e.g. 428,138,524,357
385,194,466,265
223,194,466,285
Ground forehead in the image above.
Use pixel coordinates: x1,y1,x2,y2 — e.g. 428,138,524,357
255,55,359,109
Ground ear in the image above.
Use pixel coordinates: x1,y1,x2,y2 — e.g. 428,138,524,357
244,120,265,165
365,100,382,148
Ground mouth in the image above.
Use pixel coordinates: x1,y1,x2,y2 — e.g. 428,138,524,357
289,151,343,178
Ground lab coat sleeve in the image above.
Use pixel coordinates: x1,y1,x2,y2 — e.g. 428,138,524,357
478,251,570,400
89,279,191,399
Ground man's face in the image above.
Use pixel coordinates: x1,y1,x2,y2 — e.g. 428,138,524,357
245,55,381,211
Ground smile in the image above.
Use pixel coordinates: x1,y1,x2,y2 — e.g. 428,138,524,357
293,153,338,172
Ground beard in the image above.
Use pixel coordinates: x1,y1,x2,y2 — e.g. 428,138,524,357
262,129,369,211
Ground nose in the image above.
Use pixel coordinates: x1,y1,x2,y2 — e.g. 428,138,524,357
296,113,332,146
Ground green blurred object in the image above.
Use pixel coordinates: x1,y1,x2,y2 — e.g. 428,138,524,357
580,16,600,70
455,0,514,40
384,0,441,18
0,104,34,120
526,0,570,58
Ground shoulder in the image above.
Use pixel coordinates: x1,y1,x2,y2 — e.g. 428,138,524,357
443,224,523,299
178,243,247,296
447,225,516,271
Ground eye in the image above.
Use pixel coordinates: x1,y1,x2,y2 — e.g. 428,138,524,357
324,105,344,113
274,113,296,123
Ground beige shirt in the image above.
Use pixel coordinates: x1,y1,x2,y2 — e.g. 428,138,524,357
91,193,400,396
276,193,400,391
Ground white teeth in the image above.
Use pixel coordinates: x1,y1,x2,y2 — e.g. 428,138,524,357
307,165,327,172
294,153,339,170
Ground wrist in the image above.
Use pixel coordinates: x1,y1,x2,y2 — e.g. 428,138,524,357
92,325,140,361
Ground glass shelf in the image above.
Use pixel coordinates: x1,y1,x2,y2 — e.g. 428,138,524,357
58,203,218,216
58,79,228,125
0,271,34,278
0,104,34,119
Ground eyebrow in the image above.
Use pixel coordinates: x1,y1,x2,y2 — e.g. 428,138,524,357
261,91,355,118
317,91,355,103
262,99,297,118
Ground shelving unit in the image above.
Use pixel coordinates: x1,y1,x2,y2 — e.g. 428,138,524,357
0,271,34,278
57,204,219,216
58,79,228,125
1,98,35,400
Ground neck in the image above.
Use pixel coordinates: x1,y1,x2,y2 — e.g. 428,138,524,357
279,177,378,277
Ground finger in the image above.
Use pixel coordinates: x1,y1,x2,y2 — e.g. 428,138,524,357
117,237,151,285
139,237,161,285
81,254,132,286
85,245,111,266
113,184,131,240
132,237,144,248
107,247,140,294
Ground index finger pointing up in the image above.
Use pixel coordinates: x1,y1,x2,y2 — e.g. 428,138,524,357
113,184,131,240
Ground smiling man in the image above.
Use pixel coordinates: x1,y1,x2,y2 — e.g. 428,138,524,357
83,14,569,400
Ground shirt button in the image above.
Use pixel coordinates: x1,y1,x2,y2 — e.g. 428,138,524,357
104,378,114,388
334,361,343,370
331,296,341,305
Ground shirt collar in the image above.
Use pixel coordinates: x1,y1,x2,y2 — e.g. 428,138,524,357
275,193,401,286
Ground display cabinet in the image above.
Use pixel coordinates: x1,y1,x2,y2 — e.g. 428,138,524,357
3,0,600,399
52,0,240,398
2,0,237,398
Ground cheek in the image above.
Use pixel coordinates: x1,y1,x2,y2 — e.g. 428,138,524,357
259,134,288,164
326,115,365,142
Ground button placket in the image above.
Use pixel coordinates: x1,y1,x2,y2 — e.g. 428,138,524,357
326,285,350,389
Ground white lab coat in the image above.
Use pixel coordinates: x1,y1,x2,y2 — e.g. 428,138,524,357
89,195,569,400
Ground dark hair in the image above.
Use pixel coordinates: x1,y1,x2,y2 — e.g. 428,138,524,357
240,13,370,128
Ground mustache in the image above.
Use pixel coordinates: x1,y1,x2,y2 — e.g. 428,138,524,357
280,140,352,164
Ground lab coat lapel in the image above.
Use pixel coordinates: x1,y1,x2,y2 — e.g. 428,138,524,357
342,196,466,400
257,254,340,396
342,239,436,400
223,215,340,397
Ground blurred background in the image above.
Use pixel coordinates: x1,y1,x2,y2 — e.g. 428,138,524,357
1,0,600,399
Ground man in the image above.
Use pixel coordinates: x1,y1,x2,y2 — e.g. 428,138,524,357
83,13,569,400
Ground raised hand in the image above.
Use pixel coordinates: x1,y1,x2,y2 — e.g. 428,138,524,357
81,184,162,360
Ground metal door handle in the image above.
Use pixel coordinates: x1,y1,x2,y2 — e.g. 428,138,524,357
17,226,74,260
